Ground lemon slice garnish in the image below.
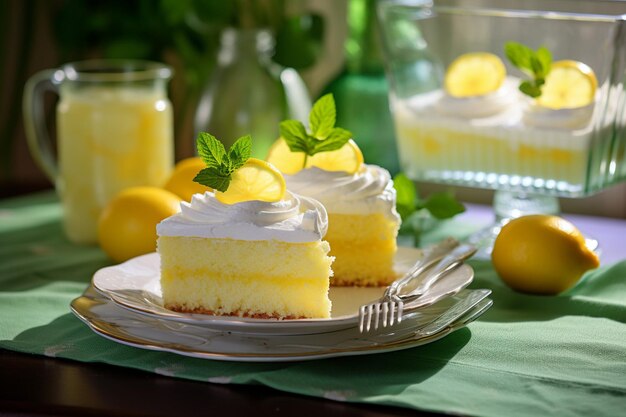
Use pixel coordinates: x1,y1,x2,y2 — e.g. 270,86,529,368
444,52,506,98
266,138,364,175
266,138,305,175
215,158,286,205
536,60,597,109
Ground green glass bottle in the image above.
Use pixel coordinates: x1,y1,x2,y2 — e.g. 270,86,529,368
322,0,399,174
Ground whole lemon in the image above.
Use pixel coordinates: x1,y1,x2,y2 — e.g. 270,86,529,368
98,187,181,263
163,157,212,201
491,214,600,295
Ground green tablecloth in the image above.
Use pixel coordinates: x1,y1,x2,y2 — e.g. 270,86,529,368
1,192,625,416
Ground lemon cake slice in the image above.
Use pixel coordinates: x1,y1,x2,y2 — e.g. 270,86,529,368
283,164,400,287
157,134,333,319
268,94,401,287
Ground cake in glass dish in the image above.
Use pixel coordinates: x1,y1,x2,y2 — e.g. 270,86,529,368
392,48,600,195
267,94,401,287
378,0,626,198
157,133,333,319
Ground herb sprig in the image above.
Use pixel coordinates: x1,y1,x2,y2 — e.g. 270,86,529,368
394,173,465,246
504,41,552,98
279,94,353,167
193,132,251,192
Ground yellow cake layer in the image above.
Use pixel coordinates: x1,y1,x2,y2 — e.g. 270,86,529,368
327,239,398,287
158,236,333,319
158,236,332,278
396,124,587,185
324,213,399,286
161,272,331,319
326,213,398,242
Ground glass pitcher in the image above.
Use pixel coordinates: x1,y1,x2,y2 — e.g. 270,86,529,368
194,28,311,158
23,60,174,244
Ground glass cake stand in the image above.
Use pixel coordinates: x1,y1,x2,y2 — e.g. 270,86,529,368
377,0,626,256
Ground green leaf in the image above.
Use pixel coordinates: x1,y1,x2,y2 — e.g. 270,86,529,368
193,166,231,192
504,42,533,71
393,173,418,221
196,132,225,167
519,81,541,98
530,55,544,77
536,46,552,76
280,120,310,153
310,127,352,154
423,192,465,220
505,41,554,99
309,93,336,139
228,135,252,170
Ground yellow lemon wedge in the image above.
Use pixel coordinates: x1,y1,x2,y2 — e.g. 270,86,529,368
266,138,364,175
98,187,181,263
215,158,286,205
536,60,597,109
266,137,306,175
444,52,506,97
163,157,212,201
491,214,600,295
306,139,364,174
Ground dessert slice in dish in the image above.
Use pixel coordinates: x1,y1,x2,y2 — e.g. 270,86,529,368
157,133,333,319
392,45,600,195
268,94,401,287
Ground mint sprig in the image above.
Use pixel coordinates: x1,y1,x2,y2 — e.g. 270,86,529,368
504,41,552,98
279,94,353,167
394,173,465,246
193,132,251,192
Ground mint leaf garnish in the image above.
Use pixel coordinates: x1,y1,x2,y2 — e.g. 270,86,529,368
309,93,336,139
311,127,352,153
280,93,353,168
196,132,225,167
279,120,311,153
393,172,465,246
504,41,552,98
193,133,252,192
228,135,252,171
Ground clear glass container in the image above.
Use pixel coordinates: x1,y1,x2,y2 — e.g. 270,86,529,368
378,0,626,198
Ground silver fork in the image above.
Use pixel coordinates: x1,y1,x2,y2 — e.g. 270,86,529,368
357,238,460,333
358,242,477,333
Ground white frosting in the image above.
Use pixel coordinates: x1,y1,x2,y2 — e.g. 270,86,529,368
431,76,595,130
523,100,595,130
436,77,519,118
156,191,328,243
284,165,400,221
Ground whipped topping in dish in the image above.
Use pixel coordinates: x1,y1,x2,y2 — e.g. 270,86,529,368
284,165,400,220
436,77,519,118
157,191,327,243
404,76,596,131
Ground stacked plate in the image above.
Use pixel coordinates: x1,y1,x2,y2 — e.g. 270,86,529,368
71,247,492,362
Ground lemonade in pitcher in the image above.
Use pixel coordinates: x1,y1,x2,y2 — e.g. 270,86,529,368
23,60,174,244
57,86,173,243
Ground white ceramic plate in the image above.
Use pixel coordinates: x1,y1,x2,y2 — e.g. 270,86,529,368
92,247,474,335
71,287,492,362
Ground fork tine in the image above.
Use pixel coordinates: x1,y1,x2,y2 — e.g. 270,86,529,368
389,302,396,326
374,304,381,330
359,305,366,332
365,304,374,332
381,302,389,327
397,301,404,323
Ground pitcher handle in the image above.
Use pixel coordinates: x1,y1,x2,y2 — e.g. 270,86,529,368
23,69,60,183
280,68,312,123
